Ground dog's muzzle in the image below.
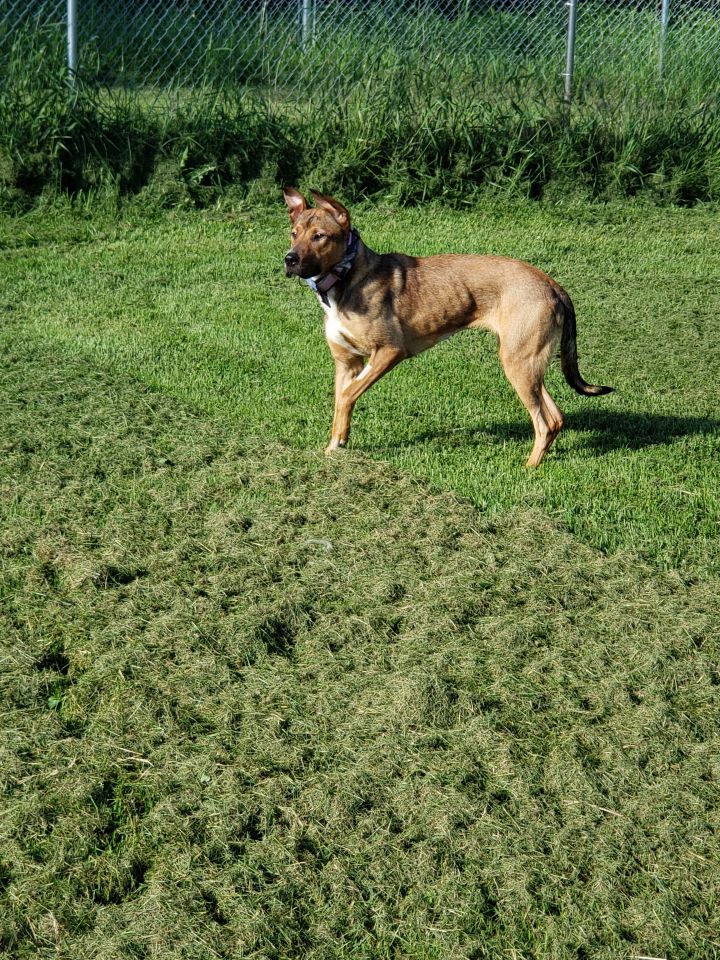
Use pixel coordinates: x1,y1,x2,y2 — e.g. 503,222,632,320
285,249,321,279
284,250,300,276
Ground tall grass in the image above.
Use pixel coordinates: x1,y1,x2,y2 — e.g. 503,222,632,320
1,3,720,209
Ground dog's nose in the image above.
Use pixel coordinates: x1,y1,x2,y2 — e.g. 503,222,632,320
285,250,299,267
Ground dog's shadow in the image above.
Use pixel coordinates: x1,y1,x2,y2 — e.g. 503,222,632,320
375,410,720,456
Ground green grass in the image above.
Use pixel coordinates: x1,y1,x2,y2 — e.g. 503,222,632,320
3,198,719,574
3,12,720,953
2,290,719,959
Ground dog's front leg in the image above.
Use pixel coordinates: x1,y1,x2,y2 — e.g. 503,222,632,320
327,355,363,454
326,345,406,454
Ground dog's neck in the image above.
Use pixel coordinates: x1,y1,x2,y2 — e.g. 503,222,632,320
305,227,361,306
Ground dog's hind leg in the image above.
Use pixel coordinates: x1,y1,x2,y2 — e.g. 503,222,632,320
541,385,565,439
499,349,558,468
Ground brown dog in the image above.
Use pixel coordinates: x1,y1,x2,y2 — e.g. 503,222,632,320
283,187,612,466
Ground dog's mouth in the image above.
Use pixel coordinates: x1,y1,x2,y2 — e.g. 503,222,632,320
284,258,323,280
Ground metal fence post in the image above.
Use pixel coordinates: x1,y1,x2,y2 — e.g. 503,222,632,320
659,0,671,79
301,0,313,47
67,0,78,83
563,0,578,106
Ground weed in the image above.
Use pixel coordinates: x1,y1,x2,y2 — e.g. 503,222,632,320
1,5,720,208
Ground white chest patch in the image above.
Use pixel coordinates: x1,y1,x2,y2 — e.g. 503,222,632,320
325,313,361,356
320,290,363,356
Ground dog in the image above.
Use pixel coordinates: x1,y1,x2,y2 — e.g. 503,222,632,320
283,187,612,466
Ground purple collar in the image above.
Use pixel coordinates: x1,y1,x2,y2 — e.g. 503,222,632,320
305,228,360,306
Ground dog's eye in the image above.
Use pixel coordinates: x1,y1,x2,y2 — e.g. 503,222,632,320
312,233,325,242
291,231,297,240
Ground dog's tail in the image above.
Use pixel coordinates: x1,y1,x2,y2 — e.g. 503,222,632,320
558,289,613,397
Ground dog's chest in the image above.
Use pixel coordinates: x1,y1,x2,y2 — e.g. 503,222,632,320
319,290,363,356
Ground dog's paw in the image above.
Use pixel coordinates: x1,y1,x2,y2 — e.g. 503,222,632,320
324,441,347,456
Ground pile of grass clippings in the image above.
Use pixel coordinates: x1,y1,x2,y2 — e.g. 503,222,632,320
1,323,719,959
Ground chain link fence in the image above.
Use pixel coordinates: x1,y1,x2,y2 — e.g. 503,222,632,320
2,1,719,104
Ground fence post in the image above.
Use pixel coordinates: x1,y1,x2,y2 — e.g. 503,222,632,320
67,0,78,83
659,0,671,79
301,0,313,47
563,0,578,106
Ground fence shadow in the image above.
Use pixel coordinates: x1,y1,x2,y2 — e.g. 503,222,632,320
378,410,720,456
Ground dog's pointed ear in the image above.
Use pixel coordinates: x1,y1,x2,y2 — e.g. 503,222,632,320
283,187,308,224
310,190,351,229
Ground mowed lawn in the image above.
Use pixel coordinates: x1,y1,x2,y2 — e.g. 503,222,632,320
2,199,719,573
1,199,719,960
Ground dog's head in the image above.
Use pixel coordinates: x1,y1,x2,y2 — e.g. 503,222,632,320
283,188,351,279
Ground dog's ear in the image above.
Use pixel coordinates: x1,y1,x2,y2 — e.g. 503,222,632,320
283,187,308,224
310,190,351,229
